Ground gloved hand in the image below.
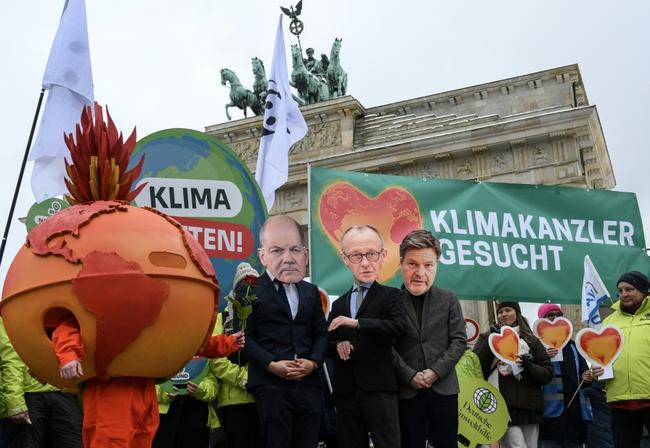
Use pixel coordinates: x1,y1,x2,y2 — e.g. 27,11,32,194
518,353,534,369
489,323,502,334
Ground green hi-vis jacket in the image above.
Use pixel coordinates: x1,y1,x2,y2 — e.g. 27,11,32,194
455,348,483,381
156,336,221,429
603,296,650,403
155,313,254,430
211,313,254,409
1,318,59,418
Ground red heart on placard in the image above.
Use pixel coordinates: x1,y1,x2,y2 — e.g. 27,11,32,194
575,325,624,366
533,317,572,349
319,182,422,283
488,326,520,364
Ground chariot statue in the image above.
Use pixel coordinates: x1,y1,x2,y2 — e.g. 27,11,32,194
219,1,350,119
290,44,330,104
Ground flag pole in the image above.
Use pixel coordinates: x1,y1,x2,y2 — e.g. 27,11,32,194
0,89,46,266
566,378,586,409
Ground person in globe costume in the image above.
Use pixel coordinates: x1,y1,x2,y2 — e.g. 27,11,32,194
1,104,243,448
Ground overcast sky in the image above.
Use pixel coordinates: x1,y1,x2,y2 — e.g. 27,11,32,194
1,0,649,284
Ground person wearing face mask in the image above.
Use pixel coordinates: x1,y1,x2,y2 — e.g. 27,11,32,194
327,225,407,448
474,302,552,448
242,215,328,448
536,304,603,448
392,230,466,448
602,271,650,447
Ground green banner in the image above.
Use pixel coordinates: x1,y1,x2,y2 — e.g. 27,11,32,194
309,167,649,303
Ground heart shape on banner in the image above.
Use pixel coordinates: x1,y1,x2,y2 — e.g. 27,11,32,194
533,317,573,349
575,325,624,367
318,182,422,283
488,326,520,364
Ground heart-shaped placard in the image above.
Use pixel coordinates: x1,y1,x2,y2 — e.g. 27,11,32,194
488,326,520,364
575,325,624,367
319,182,422,283
533,317,573,350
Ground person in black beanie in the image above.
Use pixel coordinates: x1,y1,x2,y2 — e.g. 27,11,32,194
616,271,649,301
602,270,650,447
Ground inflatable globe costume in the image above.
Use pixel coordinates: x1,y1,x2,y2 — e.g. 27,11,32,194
1,104,240,447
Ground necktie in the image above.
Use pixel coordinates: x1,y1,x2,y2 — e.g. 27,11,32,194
275,280,298,319
355,285,366,315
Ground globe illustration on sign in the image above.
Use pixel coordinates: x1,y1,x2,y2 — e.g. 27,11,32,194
473,387,498,414
131,129,267,306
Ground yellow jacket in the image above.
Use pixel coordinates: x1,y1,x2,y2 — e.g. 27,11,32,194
211,314,254,409
603,296,650,403
1,319,62,418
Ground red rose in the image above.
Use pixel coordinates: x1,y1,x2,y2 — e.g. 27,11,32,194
243,275,259,287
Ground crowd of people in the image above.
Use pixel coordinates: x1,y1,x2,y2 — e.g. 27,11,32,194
0,215,649,448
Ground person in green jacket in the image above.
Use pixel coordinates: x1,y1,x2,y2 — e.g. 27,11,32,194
455,348,483,381
213,262,262,448
212,311,261,448
153,337,223,447
0,318,22,446
602,270,650,447
1,318,83,448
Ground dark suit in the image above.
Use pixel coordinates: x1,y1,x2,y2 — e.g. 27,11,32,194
243,272,328,448
392,285,466,448
328,281,406,448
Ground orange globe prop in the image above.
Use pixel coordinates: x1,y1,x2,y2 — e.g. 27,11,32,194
1,201,218,389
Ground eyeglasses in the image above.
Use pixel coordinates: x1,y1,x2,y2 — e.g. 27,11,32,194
544,311,563,319
267,246,305,257
344,250,382,263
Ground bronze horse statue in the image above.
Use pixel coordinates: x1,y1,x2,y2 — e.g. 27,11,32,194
220,68,263,120
251,57,268,107
290,44,329,105
327,38,347,98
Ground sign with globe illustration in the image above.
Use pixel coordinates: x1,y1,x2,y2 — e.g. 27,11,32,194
457,378,509,447
25,197,69,232
131,129,268,306
473,387,498,414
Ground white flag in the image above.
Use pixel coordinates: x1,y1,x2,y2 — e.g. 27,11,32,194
581,255,611,328
255,15,308,210
30,0,94,202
